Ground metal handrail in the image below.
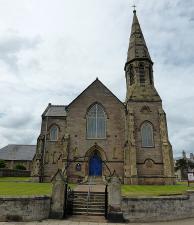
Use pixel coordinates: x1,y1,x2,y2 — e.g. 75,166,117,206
86,176,93,214
105,184,108,218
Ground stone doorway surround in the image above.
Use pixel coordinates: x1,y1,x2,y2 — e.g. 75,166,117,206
89,152,102,176
84,143,107,177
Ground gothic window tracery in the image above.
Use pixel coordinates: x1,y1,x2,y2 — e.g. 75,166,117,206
141,121,154,147
87,104,106,139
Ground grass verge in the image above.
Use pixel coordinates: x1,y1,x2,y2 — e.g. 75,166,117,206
121,183,194,197
0,181,52,196
0,177,194,197
0,177,77,196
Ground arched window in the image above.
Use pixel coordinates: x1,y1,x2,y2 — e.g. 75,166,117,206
87,104,106,139
50,125,58,141
139,63,145,84
141,122,154,147
130,65,134,85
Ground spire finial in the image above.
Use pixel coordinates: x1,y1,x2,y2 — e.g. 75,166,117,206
132,4,136,13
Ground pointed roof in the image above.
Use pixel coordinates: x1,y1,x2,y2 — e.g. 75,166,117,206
126,10,152,65
42,104,67,118
66,78,124,109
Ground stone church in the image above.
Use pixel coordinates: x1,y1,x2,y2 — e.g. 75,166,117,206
32,10,175,185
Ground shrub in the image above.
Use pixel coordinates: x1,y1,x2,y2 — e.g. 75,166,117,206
0,160,6,168
14,164,26,170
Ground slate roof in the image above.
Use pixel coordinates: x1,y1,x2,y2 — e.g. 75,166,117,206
66,78,124,109
42,79,124,117
0,145,36,161
42,104,67,117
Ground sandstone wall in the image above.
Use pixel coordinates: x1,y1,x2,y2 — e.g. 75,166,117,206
0,196,50,222
122,191,194,222
66,80,126,181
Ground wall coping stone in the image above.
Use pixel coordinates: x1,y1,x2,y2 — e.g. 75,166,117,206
186,190,194,194
122,194,189,201
0,195,50,200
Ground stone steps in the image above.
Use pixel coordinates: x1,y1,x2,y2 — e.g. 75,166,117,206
73,202,104,207
85,176,105,185
72,191,105,216
67,215,108,223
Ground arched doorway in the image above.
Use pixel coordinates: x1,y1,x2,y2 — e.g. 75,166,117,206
89,152,102,176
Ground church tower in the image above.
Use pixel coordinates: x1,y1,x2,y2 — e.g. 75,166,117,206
124,10,175,184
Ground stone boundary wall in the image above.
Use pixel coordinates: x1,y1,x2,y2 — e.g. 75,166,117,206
0,168,31,177
122,190,194,222
0,196,50,222
1,191,194,222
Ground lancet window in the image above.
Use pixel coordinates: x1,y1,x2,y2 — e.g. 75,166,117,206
141,121,154,147
87,104,106,139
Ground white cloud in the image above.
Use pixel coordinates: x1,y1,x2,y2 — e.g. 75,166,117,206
0,0,193,158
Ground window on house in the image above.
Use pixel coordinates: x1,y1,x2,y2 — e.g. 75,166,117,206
50,126,58,141
87,104,106,139
141,122,154,147
139,64,145,84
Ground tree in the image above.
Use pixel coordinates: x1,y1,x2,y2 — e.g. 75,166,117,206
14,164,26,170
0,160,6,168
175,158,194,179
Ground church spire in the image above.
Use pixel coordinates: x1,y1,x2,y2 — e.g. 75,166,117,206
125,10,161,102
125,10,152,67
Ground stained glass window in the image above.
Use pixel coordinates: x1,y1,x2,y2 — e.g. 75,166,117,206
87,104,106,139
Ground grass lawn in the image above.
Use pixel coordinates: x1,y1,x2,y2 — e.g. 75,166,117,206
0,177,77,196
0,177,194,197
122,183,194,197
0,181,52,196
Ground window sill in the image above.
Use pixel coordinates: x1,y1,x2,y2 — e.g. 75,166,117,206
141,146,155,148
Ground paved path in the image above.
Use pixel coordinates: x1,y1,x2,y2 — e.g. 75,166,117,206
1,218,194,225
74,185,105,192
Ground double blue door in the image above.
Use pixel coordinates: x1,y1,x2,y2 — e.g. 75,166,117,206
89,153,102,176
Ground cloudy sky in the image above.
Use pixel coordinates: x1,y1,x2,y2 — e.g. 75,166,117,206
0,0,193,157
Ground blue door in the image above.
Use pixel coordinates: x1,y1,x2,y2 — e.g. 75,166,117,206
89,153,102,176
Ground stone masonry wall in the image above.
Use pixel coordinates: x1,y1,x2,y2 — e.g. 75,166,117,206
122,191,194,222
66,80,126,181
125,100,175,184
0,196,50,222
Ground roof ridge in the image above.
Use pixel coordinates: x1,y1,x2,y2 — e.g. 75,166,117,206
7,144,36,146
51,105,66,107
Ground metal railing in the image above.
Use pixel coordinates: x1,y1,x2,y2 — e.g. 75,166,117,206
105,184,108,218
86,176,94,214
